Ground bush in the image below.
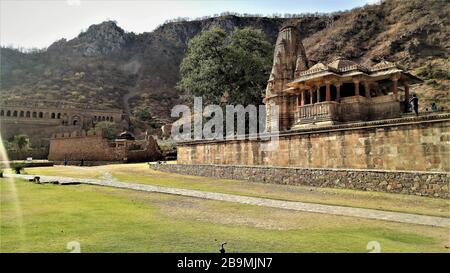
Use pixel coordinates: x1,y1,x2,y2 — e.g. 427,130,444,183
426,79,439,88
90,121,121,140
11,163,25,174
417,64,450,80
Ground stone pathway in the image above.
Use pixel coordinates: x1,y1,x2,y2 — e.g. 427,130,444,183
6,173,450,228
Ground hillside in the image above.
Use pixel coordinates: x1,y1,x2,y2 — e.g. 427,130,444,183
1,0,448,135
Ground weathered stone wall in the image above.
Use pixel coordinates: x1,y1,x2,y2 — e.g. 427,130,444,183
177,114,450,172
150,164,449,198
0,119,78,147
48,133,125,161
48,131,161,162
6,148,49,160
0,99,125,147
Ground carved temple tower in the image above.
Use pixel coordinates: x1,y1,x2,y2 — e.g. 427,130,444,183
264,25,309,131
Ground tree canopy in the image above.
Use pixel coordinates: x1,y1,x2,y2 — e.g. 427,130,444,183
13,134,29,151
177,27,273,106
91,121,121,140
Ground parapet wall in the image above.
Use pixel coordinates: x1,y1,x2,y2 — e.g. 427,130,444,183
48,134,124,161
177,114,450,172
167,114,449,198
48,131,162,162
150,164,449,198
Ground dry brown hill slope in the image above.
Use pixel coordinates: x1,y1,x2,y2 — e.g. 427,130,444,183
1,0,448,133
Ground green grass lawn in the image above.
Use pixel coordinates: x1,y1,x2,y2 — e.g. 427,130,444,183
23,164,450,218
1,177,449,253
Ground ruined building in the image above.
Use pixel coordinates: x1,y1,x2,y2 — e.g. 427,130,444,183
264,26,422,130
0,99,127,146
48,130,161,164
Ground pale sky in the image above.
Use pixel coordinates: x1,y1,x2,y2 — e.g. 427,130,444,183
0,0,380,49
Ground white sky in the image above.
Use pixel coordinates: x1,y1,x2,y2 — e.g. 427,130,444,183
0,0,380,49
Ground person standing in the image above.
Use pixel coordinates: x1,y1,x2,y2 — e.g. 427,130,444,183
410,94,419,116
431,102,438,112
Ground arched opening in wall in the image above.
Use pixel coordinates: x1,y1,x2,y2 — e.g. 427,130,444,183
0,110,4,116
39,112,43,118
20,111,24,117
26,111,30,118
102,116,106,121
57,113,61,119
13,110,18,117
340,83,355,98
51,113,55,119
6,110,11,117
110,117,114,122
32,112,37,118
73,120,78,126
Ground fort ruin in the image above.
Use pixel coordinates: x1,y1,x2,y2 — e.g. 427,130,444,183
48,130,161,164
0,99,127,147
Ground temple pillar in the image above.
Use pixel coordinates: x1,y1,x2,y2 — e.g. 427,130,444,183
316,83,321,102
335,83,341,101
325,81,331,101
364,81,371,98
300,91,305,106
310,89,313,104
404,83,410,102
353,79,360,96
391,75,399,100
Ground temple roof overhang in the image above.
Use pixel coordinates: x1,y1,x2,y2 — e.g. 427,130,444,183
286,59,423,89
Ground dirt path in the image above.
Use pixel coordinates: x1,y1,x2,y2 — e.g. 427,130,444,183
7,173,450,228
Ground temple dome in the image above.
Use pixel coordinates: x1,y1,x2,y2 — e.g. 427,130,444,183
327,57,358,71
308,62,328,71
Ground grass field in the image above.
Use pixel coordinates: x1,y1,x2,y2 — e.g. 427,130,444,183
1,177,449,253
22,164,450,218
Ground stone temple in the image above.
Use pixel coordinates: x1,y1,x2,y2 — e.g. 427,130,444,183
153,26,450,198
265,26,422,130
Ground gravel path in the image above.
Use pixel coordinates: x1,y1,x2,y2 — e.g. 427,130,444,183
6,173,450,228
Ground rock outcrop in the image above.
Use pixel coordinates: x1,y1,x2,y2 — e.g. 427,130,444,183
1,0,448,134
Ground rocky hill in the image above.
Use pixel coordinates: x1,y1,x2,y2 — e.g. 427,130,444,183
1,0,448,134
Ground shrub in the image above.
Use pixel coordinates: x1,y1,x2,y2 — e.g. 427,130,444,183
11,163,25,174
426,79,439,88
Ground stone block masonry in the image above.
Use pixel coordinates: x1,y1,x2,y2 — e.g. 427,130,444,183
48,130,161,163
162,114,450,198
177,113,450,172
151,164,449,199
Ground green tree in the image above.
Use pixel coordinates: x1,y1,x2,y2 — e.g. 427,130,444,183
177,27,273,106
91,121,121,140
13,134,29,151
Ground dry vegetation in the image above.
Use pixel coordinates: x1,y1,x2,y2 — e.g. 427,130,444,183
1,0,448,133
